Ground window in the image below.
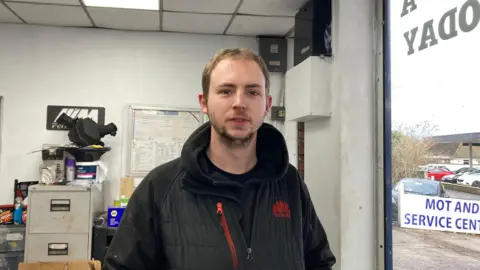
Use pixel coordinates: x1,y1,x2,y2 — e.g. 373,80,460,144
390,0,478,269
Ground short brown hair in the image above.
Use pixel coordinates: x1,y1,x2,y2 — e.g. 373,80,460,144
201,48,270,99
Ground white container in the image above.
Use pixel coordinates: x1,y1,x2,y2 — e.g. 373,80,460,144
74,162,98,186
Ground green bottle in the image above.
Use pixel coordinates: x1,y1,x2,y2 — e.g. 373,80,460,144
120,195,129,208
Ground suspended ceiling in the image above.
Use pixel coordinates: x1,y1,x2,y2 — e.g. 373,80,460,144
0,0,307,36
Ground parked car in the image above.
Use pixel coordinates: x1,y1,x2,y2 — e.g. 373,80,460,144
435,166,451,171
457,172,480,187
454,167,474,174
441,174,456,183
392,178,449,224
427,168,454,180
442,168,479,183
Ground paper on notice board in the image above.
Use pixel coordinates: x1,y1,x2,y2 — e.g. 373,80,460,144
131,140,155,173
154,137,182,164
130,109,201,175
133,110,175,139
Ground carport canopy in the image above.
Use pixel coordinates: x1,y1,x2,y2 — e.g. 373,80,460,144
431,132,480,168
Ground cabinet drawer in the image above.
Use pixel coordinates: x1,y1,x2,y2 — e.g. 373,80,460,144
25,233,89,262
28,190,90,234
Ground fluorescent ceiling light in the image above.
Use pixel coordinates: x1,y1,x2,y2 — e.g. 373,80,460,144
83,0,159,10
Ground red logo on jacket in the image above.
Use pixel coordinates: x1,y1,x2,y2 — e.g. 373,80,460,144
273,200,291,219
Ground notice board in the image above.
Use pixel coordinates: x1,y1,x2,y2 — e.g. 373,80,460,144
126,105,204,177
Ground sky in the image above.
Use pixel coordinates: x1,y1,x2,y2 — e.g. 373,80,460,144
390,0,479,135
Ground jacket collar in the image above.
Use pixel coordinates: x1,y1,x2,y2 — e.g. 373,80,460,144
180,121,289,193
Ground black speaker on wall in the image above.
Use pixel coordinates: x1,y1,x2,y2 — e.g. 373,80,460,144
293,0,332,66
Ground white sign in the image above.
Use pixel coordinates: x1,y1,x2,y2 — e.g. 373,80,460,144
400,0,480,56
399,192,480,234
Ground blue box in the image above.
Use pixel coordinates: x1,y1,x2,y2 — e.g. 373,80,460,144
107,207,125,228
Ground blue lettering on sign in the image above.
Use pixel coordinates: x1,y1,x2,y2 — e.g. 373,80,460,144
455,218,480,231
425,198,452,211
425,198,480,214
405,197,480,232
404,213,480,232
454,201,480,214
404,213,453,229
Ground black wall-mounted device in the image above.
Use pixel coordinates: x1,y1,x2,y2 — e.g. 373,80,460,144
258,36,288,73
293,0,333,66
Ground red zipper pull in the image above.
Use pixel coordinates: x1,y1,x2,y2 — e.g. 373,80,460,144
216,201,239,269
216,202,223,215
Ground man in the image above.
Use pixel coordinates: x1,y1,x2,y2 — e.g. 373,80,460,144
104,48,336,270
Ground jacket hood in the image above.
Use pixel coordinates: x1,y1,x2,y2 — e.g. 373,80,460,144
180,121,290,187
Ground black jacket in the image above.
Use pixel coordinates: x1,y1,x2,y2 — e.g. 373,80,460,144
103,122,336,270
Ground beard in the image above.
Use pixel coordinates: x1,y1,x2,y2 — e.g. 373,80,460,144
209,117,256,148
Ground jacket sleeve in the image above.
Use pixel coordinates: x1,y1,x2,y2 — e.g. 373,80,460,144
103,174,164,270
300,175,337,270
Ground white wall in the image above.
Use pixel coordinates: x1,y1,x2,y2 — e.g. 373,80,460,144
283,26,342,270
290,0,379,269
284,37,298,169
0,24,285,206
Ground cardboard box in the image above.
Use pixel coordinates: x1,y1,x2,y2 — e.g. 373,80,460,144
19,260,101,270
119,176,134,198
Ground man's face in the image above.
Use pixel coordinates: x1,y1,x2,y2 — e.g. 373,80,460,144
199,58,272,146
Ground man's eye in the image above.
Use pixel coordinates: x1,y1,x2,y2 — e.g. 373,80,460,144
219,90,232,94
249,90,259,95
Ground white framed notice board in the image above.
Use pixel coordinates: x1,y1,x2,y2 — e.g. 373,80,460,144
126,105,204,177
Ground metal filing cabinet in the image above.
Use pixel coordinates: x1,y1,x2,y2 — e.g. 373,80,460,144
24,184,103,262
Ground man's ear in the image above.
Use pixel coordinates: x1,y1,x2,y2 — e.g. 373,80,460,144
264,95,273,117
198,93,208,114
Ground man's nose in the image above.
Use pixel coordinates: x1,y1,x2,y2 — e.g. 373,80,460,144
232,91,246,109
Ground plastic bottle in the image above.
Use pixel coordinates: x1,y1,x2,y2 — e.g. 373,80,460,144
120,195,129,208
65,159,75,182
13,197,23,224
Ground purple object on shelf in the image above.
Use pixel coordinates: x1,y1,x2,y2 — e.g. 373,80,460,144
65,158,76,182
65,159,75,166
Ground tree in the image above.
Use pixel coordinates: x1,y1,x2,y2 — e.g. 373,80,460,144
391,121,439,184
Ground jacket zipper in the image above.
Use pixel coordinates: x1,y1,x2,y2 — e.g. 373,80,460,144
217,202,239,269
246,247,254,269
246,198,259,269
244,187,262,270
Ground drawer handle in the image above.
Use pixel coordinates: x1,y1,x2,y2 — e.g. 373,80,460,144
48,243,69,256
50,199,71,212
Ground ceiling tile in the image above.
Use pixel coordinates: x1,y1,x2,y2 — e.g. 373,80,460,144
163,0,238,14
6,0,80,5
227,15,294,36
7,2,91,26
88,7,159,31
0,3,23,23
238,0,309,16
162,12,231,34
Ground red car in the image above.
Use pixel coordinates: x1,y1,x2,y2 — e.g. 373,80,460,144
427,168,454,180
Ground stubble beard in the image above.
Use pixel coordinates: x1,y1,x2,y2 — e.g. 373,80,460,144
210,119,256,148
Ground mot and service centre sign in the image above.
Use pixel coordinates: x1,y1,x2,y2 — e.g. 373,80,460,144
46,105,106,131
399,194,480,234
